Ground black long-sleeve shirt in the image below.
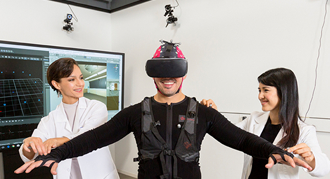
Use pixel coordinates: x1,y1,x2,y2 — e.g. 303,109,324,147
43,96,281,179
249,117,282,179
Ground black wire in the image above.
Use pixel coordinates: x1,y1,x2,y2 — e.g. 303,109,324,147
68,4,78,22
304,0,328,120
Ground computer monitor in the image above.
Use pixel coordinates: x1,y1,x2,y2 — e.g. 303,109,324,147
0,40,124,151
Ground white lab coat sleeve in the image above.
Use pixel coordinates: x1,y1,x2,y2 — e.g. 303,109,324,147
301,125,330,177
65,101,108,140
18,144,38,163
18,115,52,163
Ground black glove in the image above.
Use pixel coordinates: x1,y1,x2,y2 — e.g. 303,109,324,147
34,150,61,167
269,148,294,164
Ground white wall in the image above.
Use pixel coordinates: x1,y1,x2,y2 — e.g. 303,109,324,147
0,0,112,51
110,0,330,178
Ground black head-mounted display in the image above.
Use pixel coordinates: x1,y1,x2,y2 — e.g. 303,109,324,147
146,40,187,78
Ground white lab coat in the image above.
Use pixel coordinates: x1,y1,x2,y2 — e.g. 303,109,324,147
19,97,119,179
236,111,330,179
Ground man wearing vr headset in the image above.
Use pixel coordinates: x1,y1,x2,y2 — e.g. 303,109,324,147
15,41,312,179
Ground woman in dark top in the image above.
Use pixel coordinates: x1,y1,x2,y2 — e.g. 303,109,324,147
236,68,330,178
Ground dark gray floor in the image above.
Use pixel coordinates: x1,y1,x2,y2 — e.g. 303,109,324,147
119,173,136,179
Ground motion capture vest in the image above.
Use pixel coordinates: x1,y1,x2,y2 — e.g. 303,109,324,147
135,97,199,179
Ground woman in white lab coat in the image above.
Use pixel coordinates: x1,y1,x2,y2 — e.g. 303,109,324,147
201,68,330,179
19,58,119,179
236,68,330,179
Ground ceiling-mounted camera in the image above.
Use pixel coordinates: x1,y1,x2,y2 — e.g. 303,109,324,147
164,4,178,27
164,5,173,17
63,14,74,32
64,14,73,23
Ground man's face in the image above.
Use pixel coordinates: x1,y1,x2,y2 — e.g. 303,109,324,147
153,77,185,97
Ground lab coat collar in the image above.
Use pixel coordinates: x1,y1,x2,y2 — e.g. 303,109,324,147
254,111,286,146
253,112,269,136
57,97,87,132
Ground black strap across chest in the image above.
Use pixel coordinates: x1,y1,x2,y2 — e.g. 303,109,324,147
137,97,199,179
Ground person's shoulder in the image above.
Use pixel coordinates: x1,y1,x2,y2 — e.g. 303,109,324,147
81,97,101,105
198,104,218,115
193,97,222,120
298,119,316,132
119,101,142,114
40,107,60,123
48,102,64,116
296,120,318,143
125,102,142,110
240,111,269,124
192,97,212,110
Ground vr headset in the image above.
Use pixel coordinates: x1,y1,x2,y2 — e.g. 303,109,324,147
146,58,188,78
146,40,188,78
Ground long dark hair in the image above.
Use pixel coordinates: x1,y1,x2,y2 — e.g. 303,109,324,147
258,68,301,148
47,58,78,95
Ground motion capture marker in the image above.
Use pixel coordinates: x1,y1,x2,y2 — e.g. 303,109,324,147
22,71,24,73
29,74,31,76
13,71,15,73
24,101,26,104
12,91,14,93
38,99,40,101
35,81,36,83
177,124,181,128
1,71,3,73
3,104,6,106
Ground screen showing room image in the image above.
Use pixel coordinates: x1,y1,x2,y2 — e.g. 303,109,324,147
79,62,121,111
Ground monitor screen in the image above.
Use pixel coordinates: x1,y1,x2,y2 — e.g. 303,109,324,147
0,40,124,151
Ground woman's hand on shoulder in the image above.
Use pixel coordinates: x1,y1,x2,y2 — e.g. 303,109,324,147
200,99,218,110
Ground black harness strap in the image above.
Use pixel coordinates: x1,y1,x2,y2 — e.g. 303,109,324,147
138,97,198,179
144,98,172,179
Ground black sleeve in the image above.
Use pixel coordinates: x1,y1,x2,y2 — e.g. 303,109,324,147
207,110,281,159
36,104,138,163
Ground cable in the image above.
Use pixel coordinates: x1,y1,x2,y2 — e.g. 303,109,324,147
68,4,78,22
304,0,328,120
173,0,179,8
